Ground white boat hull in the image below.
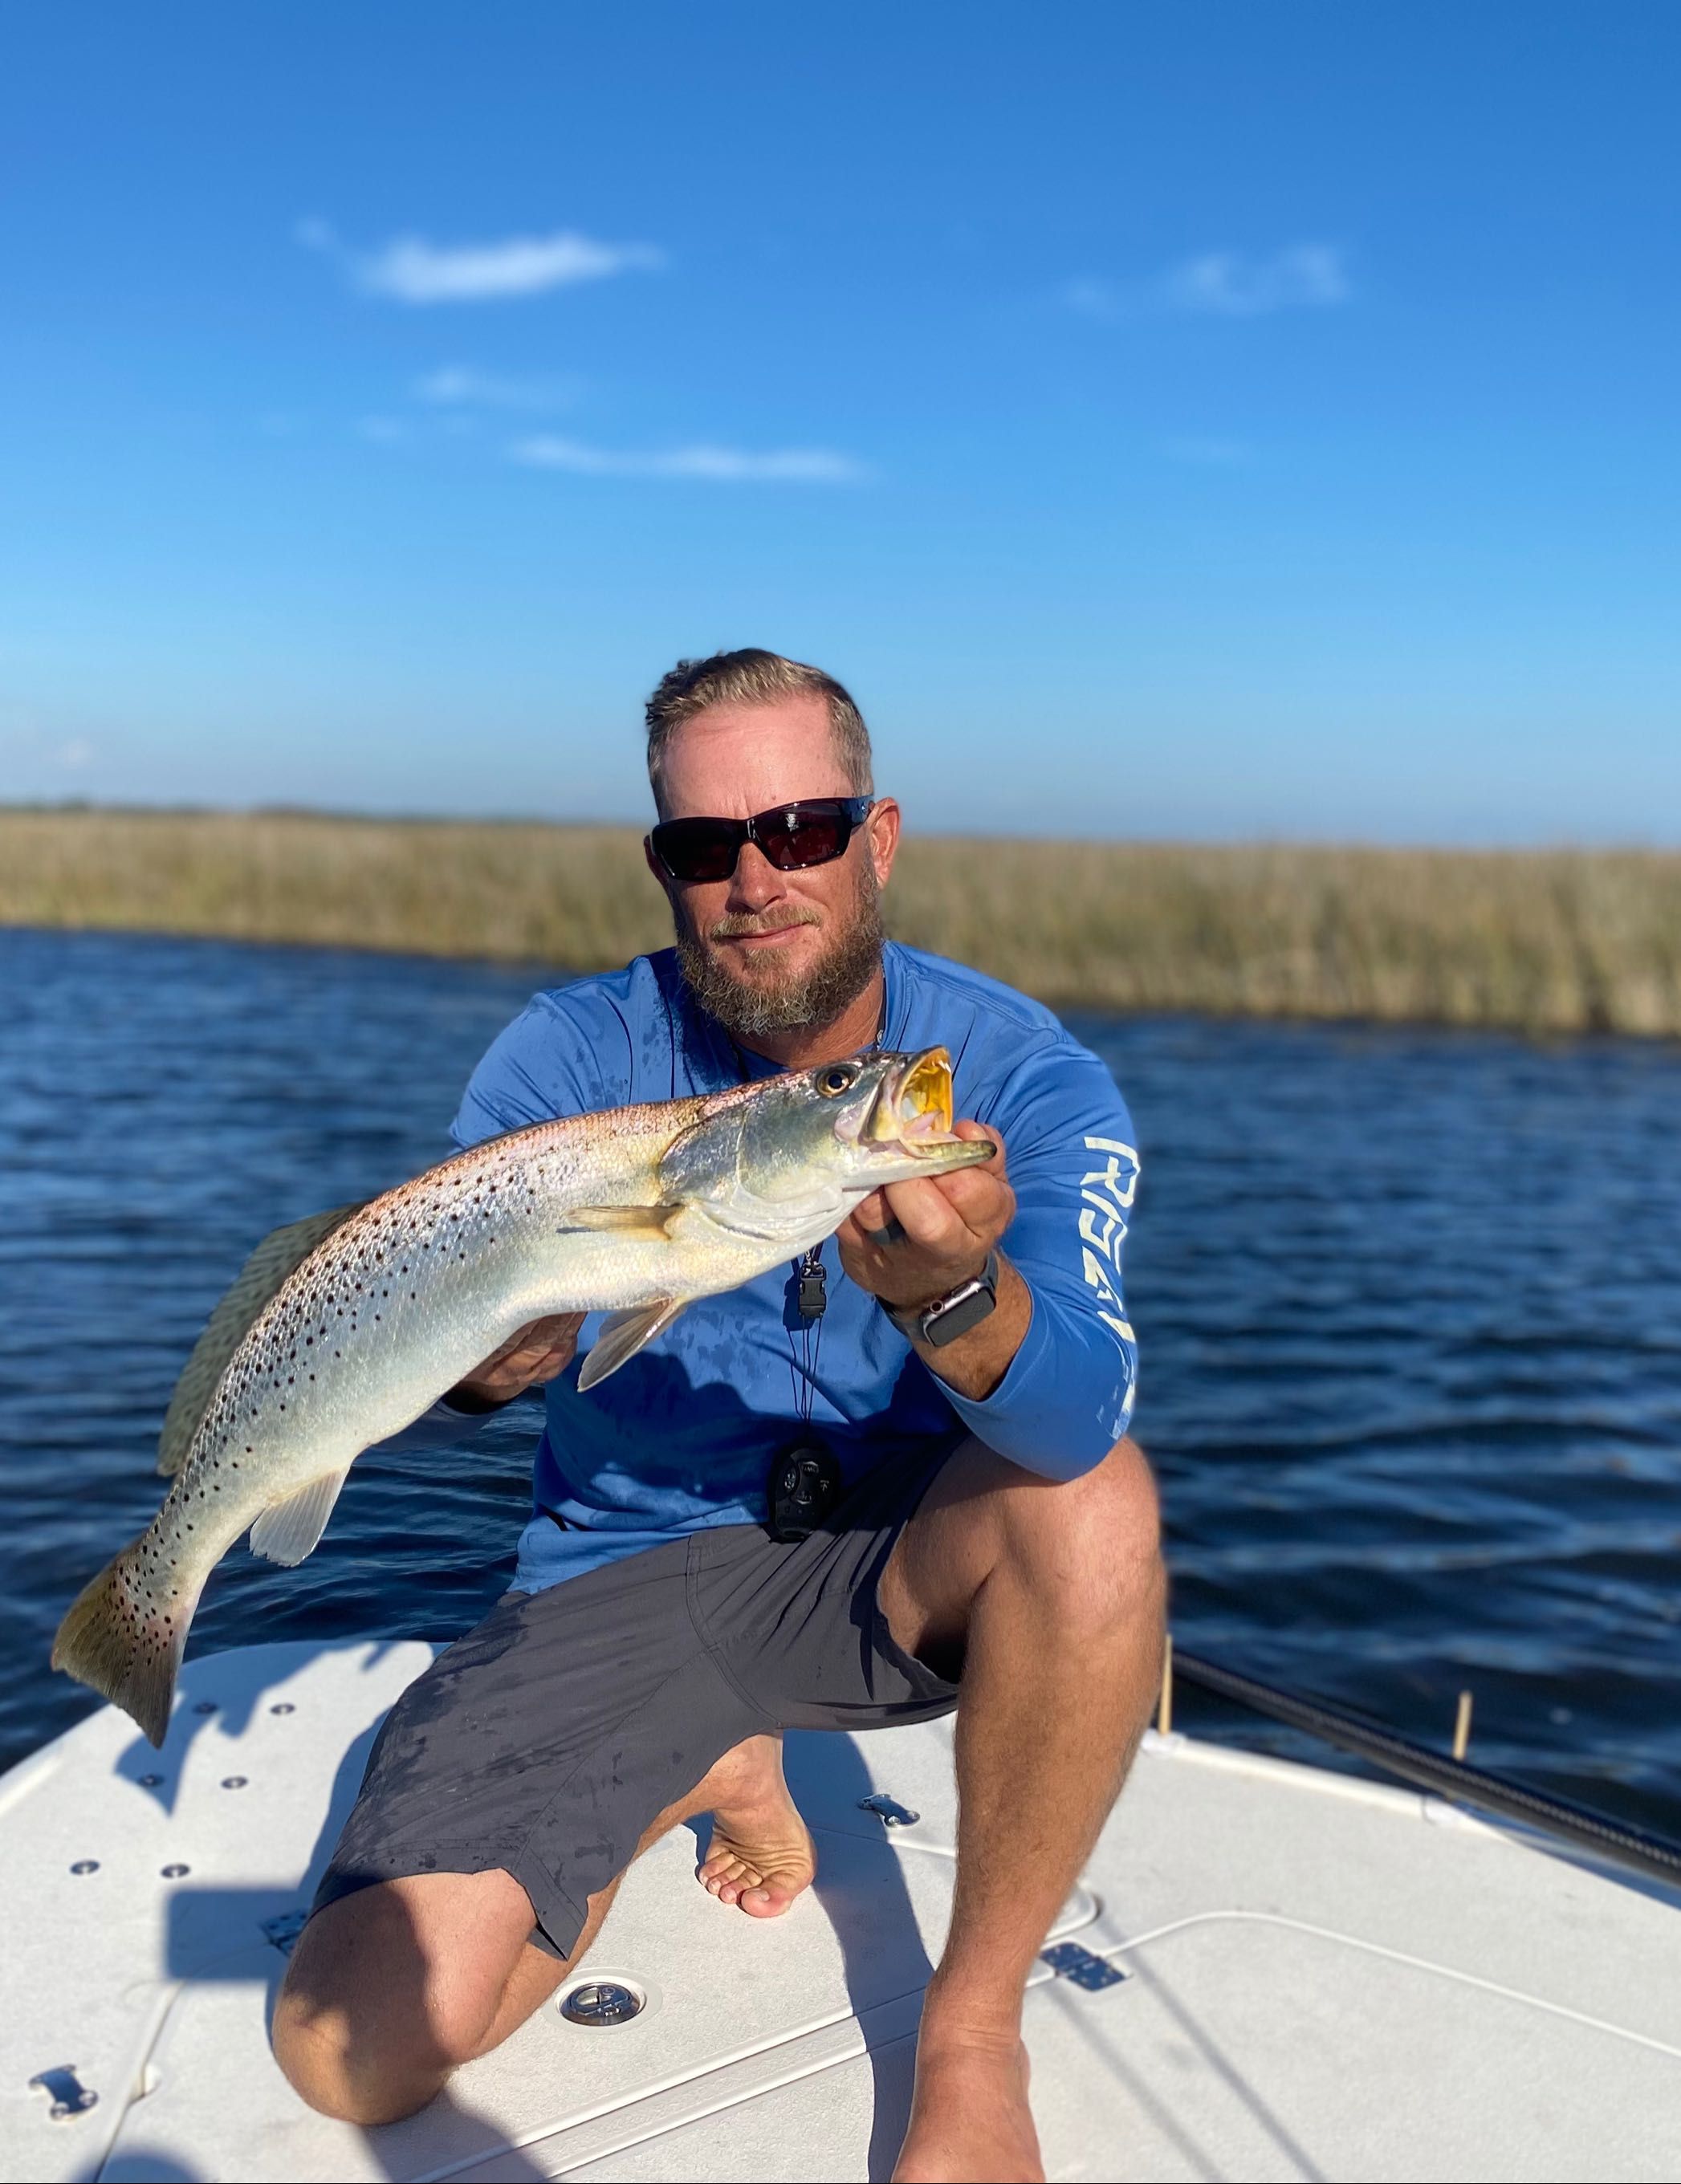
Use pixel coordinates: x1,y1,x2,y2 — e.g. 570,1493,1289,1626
4,1639,1679,2182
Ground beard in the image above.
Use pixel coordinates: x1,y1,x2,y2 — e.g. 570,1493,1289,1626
675,855,885,1047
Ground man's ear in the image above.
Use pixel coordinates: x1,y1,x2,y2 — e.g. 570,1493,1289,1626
866,797,902,888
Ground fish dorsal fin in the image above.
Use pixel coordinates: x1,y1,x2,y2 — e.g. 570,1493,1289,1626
560,1203,684,1238
248,1466,352,1567
157,1202,366,1477
576,1297,687,1393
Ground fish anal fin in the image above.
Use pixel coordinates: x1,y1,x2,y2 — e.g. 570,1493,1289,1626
248,1467,352,1568
576,1298,687,1393
158,1202,367,1477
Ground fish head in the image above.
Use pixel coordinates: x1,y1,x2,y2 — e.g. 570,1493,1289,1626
661,1047,995,1244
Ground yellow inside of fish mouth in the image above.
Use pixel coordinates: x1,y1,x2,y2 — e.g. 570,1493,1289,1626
868,1047,955,1148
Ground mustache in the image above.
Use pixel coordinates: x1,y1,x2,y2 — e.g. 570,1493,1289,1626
706,907,823,942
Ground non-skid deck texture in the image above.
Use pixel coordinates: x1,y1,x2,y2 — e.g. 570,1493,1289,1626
4,1639,1679,2183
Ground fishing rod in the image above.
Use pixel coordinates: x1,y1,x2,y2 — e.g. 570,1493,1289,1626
1165,1644,1681,1892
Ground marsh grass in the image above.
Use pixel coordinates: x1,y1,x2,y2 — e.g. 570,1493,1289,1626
4,806,1680,1035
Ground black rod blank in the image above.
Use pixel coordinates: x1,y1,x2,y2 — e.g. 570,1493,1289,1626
1172,1649,1681,1891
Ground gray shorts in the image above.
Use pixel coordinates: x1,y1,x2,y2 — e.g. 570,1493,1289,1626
311,1448,960,1959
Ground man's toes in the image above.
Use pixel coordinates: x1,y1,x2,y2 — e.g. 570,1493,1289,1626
739,1874,798,1918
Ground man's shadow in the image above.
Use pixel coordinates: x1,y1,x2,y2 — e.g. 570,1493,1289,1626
688,1727,934,2182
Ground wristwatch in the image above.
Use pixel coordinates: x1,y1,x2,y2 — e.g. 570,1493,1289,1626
885,1250,1000,1349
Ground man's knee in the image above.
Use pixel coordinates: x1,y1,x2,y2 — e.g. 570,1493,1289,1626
272,1984,397,2125
271,1877,524,2124
1003,1436,1164,1631
274,1962,487,2125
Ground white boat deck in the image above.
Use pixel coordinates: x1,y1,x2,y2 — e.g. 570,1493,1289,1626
4,1638,1678,2182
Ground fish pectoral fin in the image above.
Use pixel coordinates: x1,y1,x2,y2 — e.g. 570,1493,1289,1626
576,1298,688,1393
248,1466,352,1568
559,1203,685,1238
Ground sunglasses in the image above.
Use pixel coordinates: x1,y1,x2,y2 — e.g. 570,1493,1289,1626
649,796,875,885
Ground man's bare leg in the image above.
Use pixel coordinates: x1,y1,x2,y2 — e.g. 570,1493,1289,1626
273,1737,809,2125
879,1434,1166,2184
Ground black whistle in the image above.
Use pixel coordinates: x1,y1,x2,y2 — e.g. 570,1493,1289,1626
797,1264,828,1319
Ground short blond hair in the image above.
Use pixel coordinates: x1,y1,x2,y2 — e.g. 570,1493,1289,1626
645,649,873,808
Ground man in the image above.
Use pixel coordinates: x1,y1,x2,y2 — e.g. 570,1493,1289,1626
273,649,1163,2184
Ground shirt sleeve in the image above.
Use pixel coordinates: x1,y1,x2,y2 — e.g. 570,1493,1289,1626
450,991,613,1149
939,1032,1139,1479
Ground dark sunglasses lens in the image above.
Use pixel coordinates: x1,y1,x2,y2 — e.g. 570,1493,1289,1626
759,810,852,870
654,820,741,882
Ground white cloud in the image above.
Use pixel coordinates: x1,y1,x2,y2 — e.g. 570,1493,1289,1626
1163,244,1349,316
297,218,661,303
414,365,579,412
511,437,865,483
1064,244,1352,323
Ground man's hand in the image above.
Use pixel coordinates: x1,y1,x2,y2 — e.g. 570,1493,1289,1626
446,1313,584,1412
837,1119,1013,1309
836,1120,1030,1401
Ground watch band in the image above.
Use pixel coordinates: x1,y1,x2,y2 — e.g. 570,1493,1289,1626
885,1250,1000,1349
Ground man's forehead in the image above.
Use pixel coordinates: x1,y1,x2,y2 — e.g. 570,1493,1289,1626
657,696,850,818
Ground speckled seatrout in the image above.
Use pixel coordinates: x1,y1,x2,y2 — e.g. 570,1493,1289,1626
54,1047,991,1746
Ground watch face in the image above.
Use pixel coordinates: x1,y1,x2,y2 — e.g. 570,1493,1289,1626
923,1282,998,1348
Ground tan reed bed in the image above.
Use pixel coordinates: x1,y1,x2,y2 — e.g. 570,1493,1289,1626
3,806,1679,1036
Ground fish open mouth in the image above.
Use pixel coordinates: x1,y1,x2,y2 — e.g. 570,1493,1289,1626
865,1046,959,1152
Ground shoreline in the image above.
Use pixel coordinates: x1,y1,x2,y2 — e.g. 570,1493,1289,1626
5,805,1680,1038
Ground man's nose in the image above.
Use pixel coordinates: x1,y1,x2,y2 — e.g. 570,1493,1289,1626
727,842,788,910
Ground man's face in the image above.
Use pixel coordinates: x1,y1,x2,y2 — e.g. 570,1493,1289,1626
648,693,901,1042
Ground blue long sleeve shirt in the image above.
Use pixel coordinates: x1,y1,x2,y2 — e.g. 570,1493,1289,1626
445,942,1139,1593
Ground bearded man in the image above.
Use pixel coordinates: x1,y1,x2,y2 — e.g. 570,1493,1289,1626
273,649,1164,2184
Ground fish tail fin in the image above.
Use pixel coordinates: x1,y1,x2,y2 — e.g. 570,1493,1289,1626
51,1539,197,1749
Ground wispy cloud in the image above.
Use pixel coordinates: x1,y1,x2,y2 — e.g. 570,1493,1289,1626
297,218,661,303
414,365,579,412
1065,243,1352,323
511,437,865,483
1166,244,1349,316
357,415,409,444
0,716,96,774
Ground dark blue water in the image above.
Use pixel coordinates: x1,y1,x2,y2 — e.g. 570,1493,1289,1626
2,929,1678,1833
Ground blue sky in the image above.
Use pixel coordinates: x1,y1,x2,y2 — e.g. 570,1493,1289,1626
2,3,1678,842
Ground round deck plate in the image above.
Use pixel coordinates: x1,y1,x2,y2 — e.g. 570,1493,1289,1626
559,1979,644,2027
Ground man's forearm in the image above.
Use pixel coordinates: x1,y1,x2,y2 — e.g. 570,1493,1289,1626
906,1255,1032,1402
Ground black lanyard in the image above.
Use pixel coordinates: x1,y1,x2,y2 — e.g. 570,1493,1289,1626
725,994,885,1429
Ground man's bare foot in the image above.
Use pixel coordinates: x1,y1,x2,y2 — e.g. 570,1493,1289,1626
695,1734,816,1918
894,2026,1042,2184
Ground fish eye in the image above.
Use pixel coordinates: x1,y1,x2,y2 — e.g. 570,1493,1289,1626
818,1064,858,1097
